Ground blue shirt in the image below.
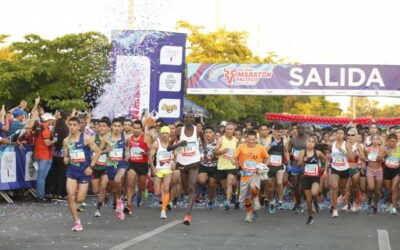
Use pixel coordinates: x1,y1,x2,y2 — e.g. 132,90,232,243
8,120,25,138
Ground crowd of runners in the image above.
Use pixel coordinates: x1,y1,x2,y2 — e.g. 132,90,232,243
2,102,400,232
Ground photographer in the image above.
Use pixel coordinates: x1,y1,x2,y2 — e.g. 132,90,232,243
33,113,58,202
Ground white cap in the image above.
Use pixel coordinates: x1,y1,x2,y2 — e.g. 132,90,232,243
220,121,227,126
41,113,55,121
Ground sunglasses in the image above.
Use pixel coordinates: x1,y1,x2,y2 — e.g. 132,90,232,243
347,134,356,136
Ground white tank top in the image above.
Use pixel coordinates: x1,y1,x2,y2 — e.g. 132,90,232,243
331,141,349,171
177,126,201,165
156,139,174,170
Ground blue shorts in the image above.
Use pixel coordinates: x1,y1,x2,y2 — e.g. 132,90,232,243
106,164,127,181
67,166,90,184
289,163,304,175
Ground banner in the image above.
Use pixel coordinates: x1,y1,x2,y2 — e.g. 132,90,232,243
0,145,36,191
110,30,187,123
187,64,400,97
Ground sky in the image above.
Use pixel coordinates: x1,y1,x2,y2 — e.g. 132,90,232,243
1,0,400,113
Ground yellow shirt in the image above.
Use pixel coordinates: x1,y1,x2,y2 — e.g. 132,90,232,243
217,136,238,170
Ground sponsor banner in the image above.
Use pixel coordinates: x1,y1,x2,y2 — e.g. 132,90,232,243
111,30,187,123
187,64,400,96
0,145,36,191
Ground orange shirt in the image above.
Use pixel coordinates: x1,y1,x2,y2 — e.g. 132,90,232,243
34,123,53,160
234,143,269,181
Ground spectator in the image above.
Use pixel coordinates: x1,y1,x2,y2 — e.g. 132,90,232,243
34,113,57,201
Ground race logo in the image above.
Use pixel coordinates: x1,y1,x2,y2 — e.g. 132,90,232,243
161,103,178,113
223,67,273,85
165,74,176,89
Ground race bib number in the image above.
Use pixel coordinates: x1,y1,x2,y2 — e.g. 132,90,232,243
70,149,85,163
109,148,123,161
158,151,173,167
96,154,107,166
292,149,300,160
182,142,197,157
270,155,282,166
367,153,377,162
243,160,257,176
130,147,143,161
304,163,318,176
332,152,345,167
223,148,234,160
386,156,399,168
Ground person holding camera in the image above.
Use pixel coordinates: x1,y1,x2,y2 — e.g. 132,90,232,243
34,113,58,202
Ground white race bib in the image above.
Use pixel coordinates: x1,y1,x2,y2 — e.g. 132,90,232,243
368,153,377,162
130,147,143,161
243,160,257,175
270,155,282,166
182,142,197,157
385,156,399,168
109,148,123,161
70,149,85,163
293,149,300,160
223,148,234,160
96,154,107,166
304,163,318,176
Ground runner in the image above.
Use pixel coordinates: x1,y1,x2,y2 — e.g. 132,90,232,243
383,133,400,214
365,133,385,214
265,123,289,213
149,126,175,219
298,136,328,224
198,125,218,209
330,127,351,218
214,122,239,211
126,120,152,211
169,123,182,209
91,118,110,217
233,130,269,222
167,112,205,225
105,118,128,220
63,117,101,231
123,119,133,138
288,125,308,212
365,123,379,146
346,128,365,212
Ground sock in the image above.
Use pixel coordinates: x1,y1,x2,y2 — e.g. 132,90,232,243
97,202,102,210
162,192,170,211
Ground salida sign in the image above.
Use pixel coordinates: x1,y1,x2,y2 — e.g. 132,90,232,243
187,64,400,97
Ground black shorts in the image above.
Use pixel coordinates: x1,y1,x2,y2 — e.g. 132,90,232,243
92,168,106,179
216,169,238,181
349,168,360,177
360,168,366,177
302,176,320,190
267,164,286,178
128,162,149,176
331,168,349,179
383,168,400,180
199,164,217,178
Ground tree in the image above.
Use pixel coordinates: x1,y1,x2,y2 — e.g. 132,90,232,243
347,97,380,117
290,96,342,116
177,21,284,124
0,32,110,111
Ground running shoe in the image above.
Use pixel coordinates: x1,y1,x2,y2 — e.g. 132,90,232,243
167,201,173,211
231,194,237,204
116,200,125,221
207,201,214,209
350,204,357,212
292,203,299,211
245,212,253,223
269,204,276,214
390,206,397,215
124,204,133,215
337,195,344,206
136,195,142,207
183,214,191,226
252,211,257,220
71,220,83,232
224,200,230,211
314,202,320,213
253,198,261,211
278,202,284,210
77,204,85,212
160,210,167,219
341,204,350,212
373,206,378,214
94,209,101,217
332,209,339,218
234,202,240,210
306,216,314,225
141,189,149,201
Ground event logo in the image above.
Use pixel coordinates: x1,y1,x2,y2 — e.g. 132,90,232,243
165,74,176,89
223,68,273,85
161,103,178,113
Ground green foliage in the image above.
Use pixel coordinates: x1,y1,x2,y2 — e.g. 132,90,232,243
0,32,110,112
290,96,342,116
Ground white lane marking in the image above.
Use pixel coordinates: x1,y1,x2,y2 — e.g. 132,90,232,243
377,229,392,250
109,220,181,250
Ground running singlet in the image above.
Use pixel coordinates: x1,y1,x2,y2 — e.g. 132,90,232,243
93,134,107,169
176,125,201,165
385,146,400,169
68,133,91,168
349,143,360,164
331,141,349,171
108,133,126,166
217,136,237,170
129,133,149,163
200,139,217,168
303,150,320,177
268,137,284,167
290,136,307,167
156,139,174,170
366,146,380,162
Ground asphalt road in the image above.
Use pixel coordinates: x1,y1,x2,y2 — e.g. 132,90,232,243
0,198,398,250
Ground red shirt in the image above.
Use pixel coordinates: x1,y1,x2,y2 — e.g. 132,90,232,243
34,123,53,160
129,133,149,163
